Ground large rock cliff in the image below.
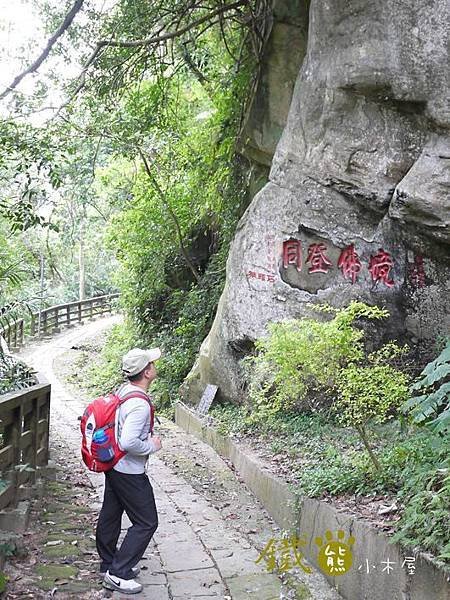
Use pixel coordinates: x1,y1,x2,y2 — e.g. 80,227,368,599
183,0,450,404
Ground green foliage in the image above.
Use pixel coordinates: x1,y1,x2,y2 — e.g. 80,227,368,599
92,248,228,415
83,17,253,407
336,344,410,429
104,66,248,324
245,302,410,471
244,302,389,417
295,430,434,497
0,259,24,289
0,543,15,558
403,340,450,434
0,569,7,592
392,434,450,563
0,120,62,232
299,428,450,563
0,353,38,395
79,322,136,396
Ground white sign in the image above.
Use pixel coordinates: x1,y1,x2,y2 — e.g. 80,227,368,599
197,384,218,416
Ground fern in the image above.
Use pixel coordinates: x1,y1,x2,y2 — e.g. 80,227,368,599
403,341,450,434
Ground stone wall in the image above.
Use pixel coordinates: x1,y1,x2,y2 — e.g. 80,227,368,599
183,0,450,404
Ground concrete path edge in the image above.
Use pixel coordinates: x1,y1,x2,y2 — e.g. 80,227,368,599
175,402,450,600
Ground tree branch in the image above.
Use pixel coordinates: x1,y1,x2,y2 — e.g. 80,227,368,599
0,0,85,101
69,0,247,100
138,149,201,284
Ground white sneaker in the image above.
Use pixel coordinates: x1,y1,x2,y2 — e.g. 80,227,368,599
103,571,143,594
101,565,140,577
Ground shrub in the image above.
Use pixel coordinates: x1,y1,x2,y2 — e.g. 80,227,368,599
392,433,450,563
0,353,37,395
84,321,137,396
336,343,410,470
243,301,389,417
244,302,410,470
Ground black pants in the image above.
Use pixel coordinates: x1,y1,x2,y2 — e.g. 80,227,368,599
96,469,158,579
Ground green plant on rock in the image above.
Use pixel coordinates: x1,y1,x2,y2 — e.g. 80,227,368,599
402,339,450,435
335,343,410,470
243,301,389,418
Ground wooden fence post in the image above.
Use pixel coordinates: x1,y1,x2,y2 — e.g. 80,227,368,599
0,381,51,509
9,406,20,503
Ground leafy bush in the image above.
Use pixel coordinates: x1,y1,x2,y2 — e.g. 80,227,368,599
336,343,410,470
85,247,229,417
81,322,137,396
403,340,450,434
0,353,37,395
243,302,389,417
244,302,410,470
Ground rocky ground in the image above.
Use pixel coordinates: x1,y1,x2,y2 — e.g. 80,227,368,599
3,317,342,599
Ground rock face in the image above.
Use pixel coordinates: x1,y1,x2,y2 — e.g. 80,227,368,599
242,0,309,167
183,0,450,404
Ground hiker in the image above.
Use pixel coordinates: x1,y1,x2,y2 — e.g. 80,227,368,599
96,347,162,595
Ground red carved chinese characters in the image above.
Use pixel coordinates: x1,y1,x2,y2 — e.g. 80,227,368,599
283,240,302,271
338,244,362,284
277,239,401,287
247,270,276,284
368,249,394,287
306,243,332,274
410,255,425,288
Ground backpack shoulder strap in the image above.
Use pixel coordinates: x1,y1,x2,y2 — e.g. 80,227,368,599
118,390,150,405
118,390,155,434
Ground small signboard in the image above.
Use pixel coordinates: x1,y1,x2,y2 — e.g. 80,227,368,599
197,384,218,416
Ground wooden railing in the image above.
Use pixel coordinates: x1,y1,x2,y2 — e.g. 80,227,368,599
0,293,119,351
0,376,51,510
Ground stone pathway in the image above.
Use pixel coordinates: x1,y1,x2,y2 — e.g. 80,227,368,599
14,317,342,600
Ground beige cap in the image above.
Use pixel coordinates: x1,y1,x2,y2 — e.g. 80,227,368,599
122,347,161,376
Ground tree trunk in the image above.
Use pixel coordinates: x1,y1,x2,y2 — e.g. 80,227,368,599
37,250,45,335
139,150,201,284
356,424,381,471
79,226,86,301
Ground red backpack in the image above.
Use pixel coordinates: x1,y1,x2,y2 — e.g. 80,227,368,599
80,390,155,472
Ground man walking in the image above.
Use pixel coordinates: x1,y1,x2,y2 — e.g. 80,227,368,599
97,347,162,594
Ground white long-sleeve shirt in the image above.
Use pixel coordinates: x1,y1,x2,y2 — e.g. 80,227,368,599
113,383,159,474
